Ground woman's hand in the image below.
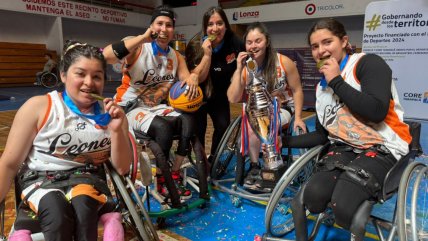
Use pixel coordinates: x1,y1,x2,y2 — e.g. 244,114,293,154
143,27,158,42
104,98,126,132
183,73,200,100
202,38,212,57
319,57,341,83
236,51,249,71
293,118,307,134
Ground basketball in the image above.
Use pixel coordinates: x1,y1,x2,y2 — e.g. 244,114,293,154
169,81,203,113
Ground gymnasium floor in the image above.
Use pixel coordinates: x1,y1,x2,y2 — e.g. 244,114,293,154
0,82,427,241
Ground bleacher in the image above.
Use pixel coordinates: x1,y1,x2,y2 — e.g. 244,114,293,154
0,42,56,87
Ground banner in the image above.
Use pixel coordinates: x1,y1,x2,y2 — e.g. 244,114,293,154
362,0,428,120
0,0,150,28
225,0,376,24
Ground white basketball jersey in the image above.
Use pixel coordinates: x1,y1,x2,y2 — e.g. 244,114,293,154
26,91,111,171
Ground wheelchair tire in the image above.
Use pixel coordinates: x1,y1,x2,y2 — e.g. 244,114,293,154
397,161,428,241
211,116,242,179
106,163,159,241
40,72,58,88
128,132,139,183
264,145,323,237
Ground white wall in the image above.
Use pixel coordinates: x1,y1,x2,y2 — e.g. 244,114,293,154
0,10,53,44
267,15,365,49
62,18,144,49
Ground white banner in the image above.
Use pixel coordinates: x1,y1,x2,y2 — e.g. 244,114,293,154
362,0,428,120
225,0,379,24
0,0,150,28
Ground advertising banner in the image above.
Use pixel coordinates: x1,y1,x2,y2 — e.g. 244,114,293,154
225,0,377,24
0,0,150,28
362,0,428,120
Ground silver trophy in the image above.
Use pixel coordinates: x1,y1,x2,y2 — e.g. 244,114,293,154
245,57,285,185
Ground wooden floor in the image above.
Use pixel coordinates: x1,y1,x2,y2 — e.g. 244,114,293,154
0,105,313,239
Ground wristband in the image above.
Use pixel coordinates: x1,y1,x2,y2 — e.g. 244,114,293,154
112,41,130,60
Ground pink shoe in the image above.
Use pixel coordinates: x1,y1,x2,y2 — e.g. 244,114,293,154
99,212,124,241
9,229,32,241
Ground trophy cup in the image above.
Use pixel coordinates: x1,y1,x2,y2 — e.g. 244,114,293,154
245,57,286,190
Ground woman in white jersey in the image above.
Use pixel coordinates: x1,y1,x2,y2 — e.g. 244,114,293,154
227,22,306,188
103,5,204,208
277,18,412,241
0,40,131,241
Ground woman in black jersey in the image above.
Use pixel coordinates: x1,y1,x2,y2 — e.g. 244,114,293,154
185,6,245,164
277,18,412,241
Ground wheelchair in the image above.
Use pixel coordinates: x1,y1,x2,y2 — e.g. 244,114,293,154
397,158,428,241
40,68,60,88
129,129,210,228
210,113,310,207
262,120,424,241
0,133,159,241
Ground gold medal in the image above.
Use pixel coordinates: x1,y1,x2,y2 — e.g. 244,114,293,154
90,93,106,101
207,34,216,41
317,56,330,69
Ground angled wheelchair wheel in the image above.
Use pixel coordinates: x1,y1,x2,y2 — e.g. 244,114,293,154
397,161,428,241
40,72,58,88
106,163,159,241
0,200,5,241
211,116,242,179
264,145,323,237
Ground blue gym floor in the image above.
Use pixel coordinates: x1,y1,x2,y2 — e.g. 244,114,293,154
1,84,427,241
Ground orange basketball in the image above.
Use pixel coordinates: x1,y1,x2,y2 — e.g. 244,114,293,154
168,81,203,113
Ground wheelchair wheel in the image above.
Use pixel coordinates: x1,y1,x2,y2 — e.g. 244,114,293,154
40,72,58,88
397,161,428,241
1,200,5,240
211,116,242,179
265,145,323,237
106,163,159,241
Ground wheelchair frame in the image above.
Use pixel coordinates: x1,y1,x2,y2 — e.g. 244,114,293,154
131,134,210,227
210,115,309,206
0,133,159,241
262,121,424,241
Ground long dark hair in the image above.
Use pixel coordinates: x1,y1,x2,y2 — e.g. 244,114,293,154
202,6,232,37
60,40,106,76
243,22,277,92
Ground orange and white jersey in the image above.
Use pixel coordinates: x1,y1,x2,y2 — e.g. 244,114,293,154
316,53,411,160
243,53,294,107
25,91,111,171
114,42,179,107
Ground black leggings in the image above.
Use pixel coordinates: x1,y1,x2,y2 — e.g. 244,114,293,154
14,192,101,241
146,114,196,208
303,146,396,229
147,114,195,158
195,100,230,156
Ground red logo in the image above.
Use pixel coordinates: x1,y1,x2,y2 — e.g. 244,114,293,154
305,4,316,15
226,53,236,64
